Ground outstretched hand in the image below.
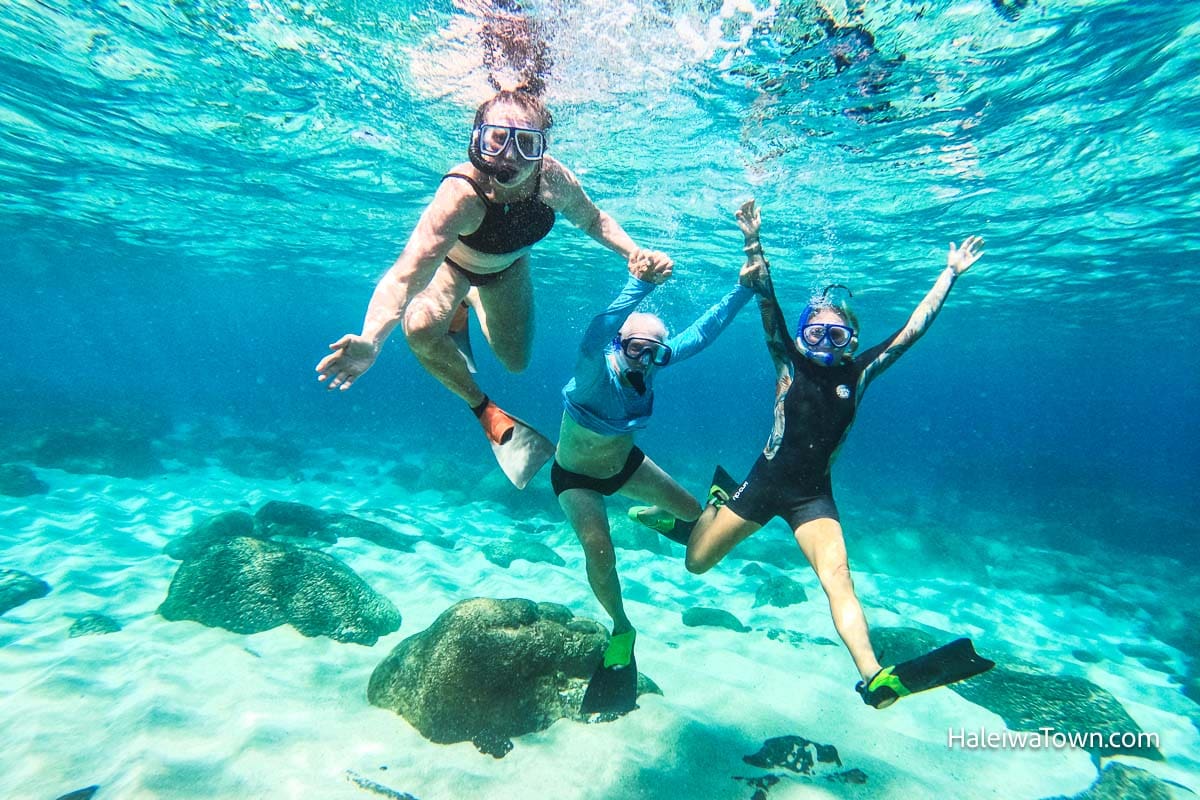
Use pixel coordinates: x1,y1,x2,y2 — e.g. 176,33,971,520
948,235,985,275
628,248,674,285
736,199,762,242
315,334,379,391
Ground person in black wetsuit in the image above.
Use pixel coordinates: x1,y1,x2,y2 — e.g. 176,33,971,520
633,199,984,695
316,87,672,485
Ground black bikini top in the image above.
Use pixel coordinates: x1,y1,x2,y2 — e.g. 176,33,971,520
441,172,557,255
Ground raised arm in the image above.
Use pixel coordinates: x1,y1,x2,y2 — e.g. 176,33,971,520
576,253,673,356
542,157,674,271
856,235,985,393
736,199,797,376
665,282,755,365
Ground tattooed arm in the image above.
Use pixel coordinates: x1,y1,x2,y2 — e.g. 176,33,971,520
855,235,985,397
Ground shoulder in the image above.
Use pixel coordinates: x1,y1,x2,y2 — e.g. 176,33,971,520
538,156,584,203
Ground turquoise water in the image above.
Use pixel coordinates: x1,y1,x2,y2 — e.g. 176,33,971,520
2,1,1199,798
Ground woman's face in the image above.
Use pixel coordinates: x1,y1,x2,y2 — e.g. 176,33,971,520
797,307,854,363
476,103,545,186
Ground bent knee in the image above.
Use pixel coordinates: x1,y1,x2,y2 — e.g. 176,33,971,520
684,551,713,575
491,340,531,373
403,305,448,350
816,561,853,589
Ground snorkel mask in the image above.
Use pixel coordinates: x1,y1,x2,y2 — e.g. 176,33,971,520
796,284,858,366
468,124,546,185
609,335,672,394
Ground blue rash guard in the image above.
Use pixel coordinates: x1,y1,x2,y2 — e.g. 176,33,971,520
562,275,754,436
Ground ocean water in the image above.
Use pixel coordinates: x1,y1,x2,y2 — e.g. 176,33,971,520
2,0,1198,798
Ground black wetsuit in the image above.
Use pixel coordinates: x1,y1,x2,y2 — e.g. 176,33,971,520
725,267,955,529
440,172,556,285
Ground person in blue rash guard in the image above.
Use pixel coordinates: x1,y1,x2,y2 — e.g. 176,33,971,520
554,249,766,670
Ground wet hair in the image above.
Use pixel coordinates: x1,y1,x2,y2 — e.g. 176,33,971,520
473,87,553,131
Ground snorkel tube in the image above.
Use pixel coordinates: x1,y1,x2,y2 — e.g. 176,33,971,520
796,284,858,366
468,128,518,185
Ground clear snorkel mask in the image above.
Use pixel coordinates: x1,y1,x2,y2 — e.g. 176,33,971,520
796,284,858,366
468,124,546,185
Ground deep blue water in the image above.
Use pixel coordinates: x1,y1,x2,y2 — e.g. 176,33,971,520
2,0,1198,563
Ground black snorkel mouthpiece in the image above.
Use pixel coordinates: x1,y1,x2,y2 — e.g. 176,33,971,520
468,129,517,184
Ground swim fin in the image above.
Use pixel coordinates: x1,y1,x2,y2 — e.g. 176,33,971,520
448,302,477,373
581,633,638,715
489,413,554,490
628,465,739,545
856,638,995,709
709,465,737,506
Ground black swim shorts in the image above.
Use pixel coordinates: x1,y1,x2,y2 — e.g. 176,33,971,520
724,454,840,530
551,446,646,497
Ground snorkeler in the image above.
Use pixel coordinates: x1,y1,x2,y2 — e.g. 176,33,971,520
315,87,673,488
632,199,993,708
556,250,763,713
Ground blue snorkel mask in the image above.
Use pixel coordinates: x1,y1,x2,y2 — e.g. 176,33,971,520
796,284,858,366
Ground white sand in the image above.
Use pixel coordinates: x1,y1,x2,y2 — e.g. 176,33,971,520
2,462,1198,800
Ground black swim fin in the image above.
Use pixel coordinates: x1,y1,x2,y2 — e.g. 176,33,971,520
709,465,738,506
857,638,995,709
581,649,638,715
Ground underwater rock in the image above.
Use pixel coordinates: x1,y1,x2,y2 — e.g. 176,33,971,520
255,501,339,544
744,735,843,775
253,501,421,552
165,510,263,560
1073,649,1102,664
741,563,772,579
0,568,51,616
737,735,867,798
34,423,162,479
867,626,939,666
731,538,796,570
367,598,612,751
69,613,122,638
159,536,400,645
53,787,100,800
1041,762,1176,800
482,540,566,568
210,434,304,480
364,508,457,551
953,665,1164,760
754,575,808,608
682,607,749,633
1118,642,1176,673
766,629,838,648
0,463,49,496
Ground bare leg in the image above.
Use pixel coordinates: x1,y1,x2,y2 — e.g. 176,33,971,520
472,254,533,373
792,517,882,682
403,262,487,406
558,488,632,634
685,505,762,574
617,457,702,521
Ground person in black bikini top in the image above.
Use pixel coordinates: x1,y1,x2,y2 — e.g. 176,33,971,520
316,87,673,487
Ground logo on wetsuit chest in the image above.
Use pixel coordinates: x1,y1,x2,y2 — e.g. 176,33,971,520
836,384,851,400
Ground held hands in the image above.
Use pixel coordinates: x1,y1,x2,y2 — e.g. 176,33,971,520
315,334,379,391
628,248,674,285
947,235,985,275
739,258,770,293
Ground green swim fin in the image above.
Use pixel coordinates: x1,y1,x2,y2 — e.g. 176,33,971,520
490,414,554,490
628,465,739,545
856,637,995,709
581,633,638,715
